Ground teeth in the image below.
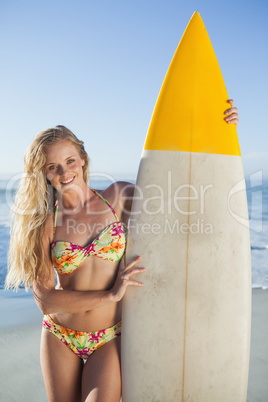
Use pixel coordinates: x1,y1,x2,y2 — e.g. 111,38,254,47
61,177,74,184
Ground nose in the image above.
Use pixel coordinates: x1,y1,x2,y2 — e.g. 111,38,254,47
57,164,68,176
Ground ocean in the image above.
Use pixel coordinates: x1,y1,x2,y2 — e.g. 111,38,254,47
0,177,267,289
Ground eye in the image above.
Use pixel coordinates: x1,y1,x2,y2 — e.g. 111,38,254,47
48,165,56,171
67,159,75,164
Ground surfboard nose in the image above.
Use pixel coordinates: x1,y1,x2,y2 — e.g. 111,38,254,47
144,12,241,156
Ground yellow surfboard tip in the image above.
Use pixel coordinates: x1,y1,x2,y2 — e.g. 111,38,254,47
144,12,241,157
191,11,201,20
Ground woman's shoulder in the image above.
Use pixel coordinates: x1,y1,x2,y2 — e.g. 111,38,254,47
100,181,135,216
102,181,135,200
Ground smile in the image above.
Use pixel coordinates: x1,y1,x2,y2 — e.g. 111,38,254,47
61,176,75,185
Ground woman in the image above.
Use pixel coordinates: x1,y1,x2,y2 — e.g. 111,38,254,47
5,100,238,402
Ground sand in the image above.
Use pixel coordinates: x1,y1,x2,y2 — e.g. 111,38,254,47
0,290,47,402
0,289,267,401
247,289,268,401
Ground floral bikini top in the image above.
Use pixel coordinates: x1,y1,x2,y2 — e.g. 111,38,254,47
51,189,128,275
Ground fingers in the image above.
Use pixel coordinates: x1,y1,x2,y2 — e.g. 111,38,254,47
119,267,145,290
120,255,141,271
224,112,239,122
121,256,145,287
124,278,145,287
224,99,239,127
224,112,239,127
122,266,146,280
225,116,239,125
224,99,236,115
224,106,238,116
112,256,145,301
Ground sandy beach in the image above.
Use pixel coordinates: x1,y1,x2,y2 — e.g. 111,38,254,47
0,290,47,402
0,289,267,402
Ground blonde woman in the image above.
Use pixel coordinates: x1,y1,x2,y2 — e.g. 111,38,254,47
6,100,238,402
6,125,145,401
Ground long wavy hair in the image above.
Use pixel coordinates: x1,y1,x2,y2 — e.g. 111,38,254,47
5,125,89,290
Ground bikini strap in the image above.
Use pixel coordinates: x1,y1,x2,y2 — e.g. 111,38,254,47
53,200,59,236
91,188,119,221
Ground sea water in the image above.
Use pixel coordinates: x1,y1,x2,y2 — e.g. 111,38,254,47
0,176,267,289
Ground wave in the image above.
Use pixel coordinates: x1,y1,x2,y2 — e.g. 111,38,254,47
251,245,268,251
252,285,268,290
0,221,10,228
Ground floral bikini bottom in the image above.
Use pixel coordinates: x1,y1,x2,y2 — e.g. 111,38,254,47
42,315,122,360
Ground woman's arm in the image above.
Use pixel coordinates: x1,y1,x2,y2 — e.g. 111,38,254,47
33,209,144,315
32,213,114,315
32,280,114,315
33,260,145,315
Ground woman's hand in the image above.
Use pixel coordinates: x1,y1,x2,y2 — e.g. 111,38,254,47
224,99,239,128
111,256,145,302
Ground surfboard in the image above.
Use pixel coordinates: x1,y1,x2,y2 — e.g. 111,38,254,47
121,11,251,402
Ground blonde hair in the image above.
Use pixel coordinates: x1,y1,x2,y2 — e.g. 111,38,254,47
5,125,89,290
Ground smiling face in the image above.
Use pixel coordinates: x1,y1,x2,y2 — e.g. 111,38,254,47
45,139,86,193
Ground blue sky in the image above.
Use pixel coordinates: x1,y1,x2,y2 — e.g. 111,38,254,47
0,0,267,181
